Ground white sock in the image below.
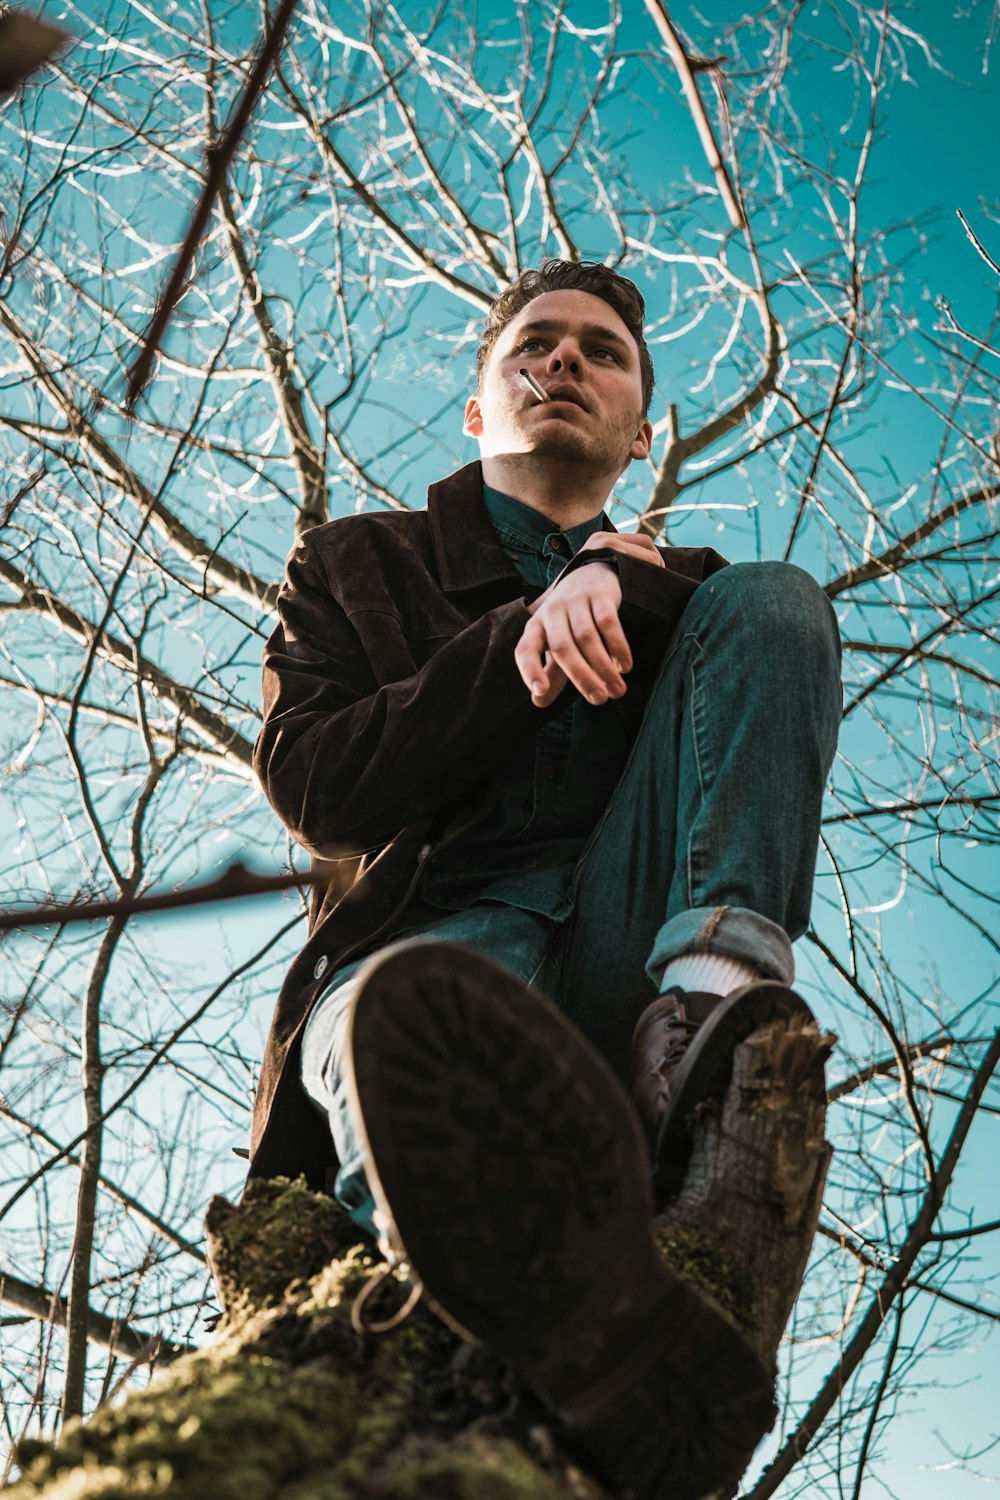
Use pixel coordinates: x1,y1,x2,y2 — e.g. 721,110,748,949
659,952,764,998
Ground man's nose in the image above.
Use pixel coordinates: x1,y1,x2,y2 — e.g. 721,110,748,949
546,339,581,375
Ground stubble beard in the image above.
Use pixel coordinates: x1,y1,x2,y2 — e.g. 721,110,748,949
525,410,636,483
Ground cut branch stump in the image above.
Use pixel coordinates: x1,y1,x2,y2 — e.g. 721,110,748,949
9,1017,833,1499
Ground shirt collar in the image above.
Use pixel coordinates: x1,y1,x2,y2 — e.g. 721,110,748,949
426,461,617,595
482,484,608,554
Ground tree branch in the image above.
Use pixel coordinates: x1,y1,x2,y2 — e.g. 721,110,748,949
642,0,745,230
0,297,278,610
0,861,315,932
124,0,302,409
825,481,1000,597
0,556,255,770
0,1272,192,1364
745,1027,1000,1500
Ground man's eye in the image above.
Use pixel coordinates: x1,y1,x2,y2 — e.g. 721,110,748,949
593,347,619,361
517,338,543,352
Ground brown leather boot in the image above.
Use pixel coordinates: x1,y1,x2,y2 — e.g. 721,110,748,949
344,943,777,1500
632,980,815,1205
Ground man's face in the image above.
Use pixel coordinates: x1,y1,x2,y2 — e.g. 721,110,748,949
464,289,653,477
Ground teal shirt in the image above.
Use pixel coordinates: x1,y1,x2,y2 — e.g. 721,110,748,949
419,485,633,920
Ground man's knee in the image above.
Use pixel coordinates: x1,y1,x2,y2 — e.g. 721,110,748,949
692,560,841,668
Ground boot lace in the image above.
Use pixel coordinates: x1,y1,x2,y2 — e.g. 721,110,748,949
350,1210,424,1336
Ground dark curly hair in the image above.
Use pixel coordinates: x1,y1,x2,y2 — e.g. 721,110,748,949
476,260,655,417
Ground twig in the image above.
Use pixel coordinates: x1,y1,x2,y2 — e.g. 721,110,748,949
0,914,303,1226
935,297,1000,361
0,862,317,932
957,208,1000,278
642,0,745,230
0,553,256,769
1,1101,206,1263
827,1033,955,1103
744,1027,1000,1499
0,1271,192,1362
124,0,301,410
824,479,1000,596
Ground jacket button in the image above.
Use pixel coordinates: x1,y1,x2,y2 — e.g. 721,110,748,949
313,955,329,980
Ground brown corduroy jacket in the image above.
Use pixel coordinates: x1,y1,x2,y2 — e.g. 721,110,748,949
247,460,728,1190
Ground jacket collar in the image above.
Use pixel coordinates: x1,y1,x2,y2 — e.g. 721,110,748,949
427,461,522,595
427,460,617,595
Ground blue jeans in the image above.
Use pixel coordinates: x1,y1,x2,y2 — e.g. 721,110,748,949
300,562,842,1237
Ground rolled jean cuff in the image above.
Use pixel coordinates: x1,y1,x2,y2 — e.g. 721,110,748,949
645,905,795,990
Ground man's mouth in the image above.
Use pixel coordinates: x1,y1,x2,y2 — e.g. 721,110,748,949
543,387,588,410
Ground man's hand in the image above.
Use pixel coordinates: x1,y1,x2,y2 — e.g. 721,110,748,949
514,532,665,708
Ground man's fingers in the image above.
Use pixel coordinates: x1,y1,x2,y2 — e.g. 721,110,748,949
530,658,567,708
516,566,633,706
579,531,664,567
613,532,663,563
591,595,632,675
514,618,548,695
515,620,571,705
544,603,627,704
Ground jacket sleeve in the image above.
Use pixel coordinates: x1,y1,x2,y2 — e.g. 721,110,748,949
554,544,730,632
253,536,538,859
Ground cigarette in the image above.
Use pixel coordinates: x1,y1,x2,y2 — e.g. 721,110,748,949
519,368,551,402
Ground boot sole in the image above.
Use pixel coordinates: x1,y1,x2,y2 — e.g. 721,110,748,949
654,981,816,1205
343,942,776,1499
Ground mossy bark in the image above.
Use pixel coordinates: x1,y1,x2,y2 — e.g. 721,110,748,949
9,1020,832,1500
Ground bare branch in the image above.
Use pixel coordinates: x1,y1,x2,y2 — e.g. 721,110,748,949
746,1028,1000,1499
124,0,302,408
642,1,745,231
0,556,255,770
0,1271,193,1363
0,861,317,931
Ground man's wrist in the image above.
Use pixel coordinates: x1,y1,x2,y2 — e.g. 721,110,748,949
526,557,618,616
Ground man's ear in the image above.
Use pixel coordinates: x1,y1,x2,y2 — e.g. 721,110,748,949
630,417,653,462
463,394,483,439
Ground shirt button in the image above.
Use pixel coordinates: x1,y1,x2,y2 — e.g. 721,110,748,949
313,955,329,980
454,856,467,870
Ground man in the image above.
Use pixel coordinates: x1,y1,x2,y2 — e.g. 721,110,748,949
250,261,842,1497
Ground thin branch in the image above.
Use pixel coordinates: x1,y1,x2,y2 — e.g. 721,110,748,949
0,1272,192,1363
822,793,1000,826
0,556,255,770
273,62,492,311
0,913,304,1227
0,297,277,610
62,916,124,1420
828,1033,955,1104
203,11,327,533
842,581,1000,716
824,478,1000,595
744,1028,1000,1500
0,1103,206,1263
642,1,745,230
957,208,1000,278
936,298,1000,361
929,1218,1000,1242
124,0,302,409
0,861,317,932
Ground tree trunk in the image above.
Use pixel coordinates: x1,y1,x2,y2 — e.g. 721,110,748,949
9,1016,833,1500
